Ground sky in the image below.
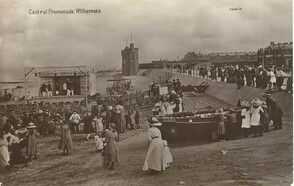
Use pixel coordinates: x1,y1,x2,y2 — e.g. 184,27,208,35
0,0,292,80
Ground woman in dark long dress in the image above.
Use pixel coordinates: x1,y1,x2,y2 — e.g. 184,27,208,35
82,113,94,137
104,123,118,170
125,109,133,130
9,131,28,167
58,121,73,155
26,123,37,160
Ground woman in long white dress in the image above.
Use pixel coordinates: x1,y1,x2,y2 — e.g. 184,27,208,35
0,130,10,170
241,101,251,138
162,140,173,168
250,98,264,137
143,118,166,174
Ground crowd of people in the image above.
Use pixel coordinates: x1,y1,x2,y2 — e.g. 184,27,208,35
0,96,145,171
214,92,283,142
184,64,292,93
151,79,184,116
0,122,37,170
150,79,182,97
0,72,286,177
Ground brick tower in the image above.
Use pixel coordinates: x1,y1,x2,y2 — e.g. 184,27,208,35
121,42,139,76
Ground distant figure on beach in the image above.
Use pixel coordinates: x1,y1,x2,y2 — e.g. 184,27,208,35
26,122,37,160
58,121,73,155
104,123,119,170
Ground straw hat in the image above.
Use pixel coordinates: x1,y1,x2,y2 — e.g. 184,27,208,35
115,105,123,113
151,117,158,123
27,122,37,129
215,108,225,115
252,98,263,107
115,105,123,110
150,117,162,126
241,101,250,108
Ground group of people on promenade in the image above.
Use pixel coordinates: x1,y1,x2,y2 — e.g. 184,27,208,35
184,64,292,93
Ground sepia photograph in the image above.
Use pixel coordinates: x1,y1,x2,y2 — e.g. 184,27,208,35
0,0,292,185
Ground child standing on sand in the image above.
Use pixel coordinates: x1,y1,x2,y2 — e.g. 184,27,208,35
162,140,173,168
93,133,104,153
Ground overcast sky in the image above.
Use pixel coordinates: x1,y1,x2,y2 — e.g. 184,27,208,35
0,0,292,80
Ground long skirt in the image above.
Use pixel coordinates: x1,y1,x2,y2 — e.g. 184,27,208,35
27,135,37,156
0,146,10,167
84,122,94,134
105,151,118,164
143,138,166,171
58,136,73,150
10,143,27,166
164,147,173,164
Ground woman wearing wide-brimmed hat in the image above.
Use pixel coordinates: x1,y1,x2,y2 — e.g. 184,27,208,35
143,117,166,174
26,122,37,160
215,108,226,142
240,101,251,138
250,98,264,137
